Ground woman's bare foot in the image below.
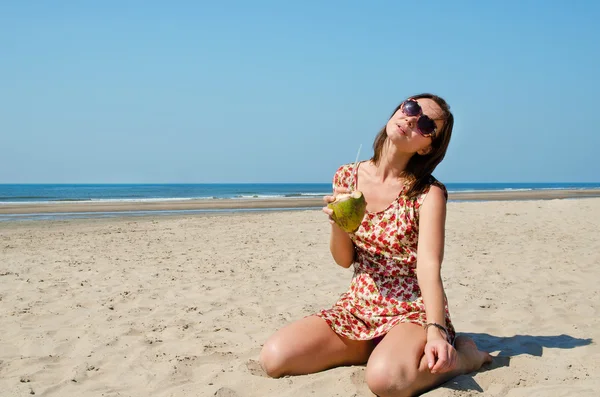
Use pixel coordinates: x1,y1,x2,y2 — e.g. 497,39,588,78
454,336,493,374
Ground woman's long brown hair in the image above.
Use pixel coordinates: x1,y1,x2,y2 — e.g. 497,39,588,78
370,93,454,199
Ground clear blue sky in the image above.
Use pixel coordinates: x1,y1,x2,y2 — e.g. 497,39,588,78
1,1,599,183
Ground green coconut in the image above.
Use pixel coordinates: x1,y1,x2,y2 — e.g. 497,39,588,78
327,191,367,233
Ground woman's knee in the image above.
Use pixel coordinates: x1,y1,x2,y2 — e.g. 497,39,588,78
366,357,418,397
259,337,288,378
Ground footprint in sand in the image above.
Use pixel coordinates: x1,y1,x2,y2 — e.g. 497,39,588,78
213,386,239,397
349,367,372,395
245,359,268,377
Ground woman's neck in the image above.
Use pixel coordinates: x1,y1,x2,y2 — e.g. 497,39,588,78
372,141,413,183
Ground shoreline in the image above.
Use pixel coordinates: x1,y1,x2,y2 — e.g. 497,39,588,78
1,188,600,215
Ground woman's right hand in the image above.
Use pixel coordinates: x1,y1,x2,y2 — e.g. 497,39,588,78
322,187,351,225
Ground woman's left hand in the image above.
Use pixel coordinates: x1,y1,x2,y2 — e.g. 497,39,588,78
424,338,458,374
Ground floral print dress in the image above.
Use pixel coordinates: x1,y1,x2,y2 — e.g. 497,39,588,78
316,162,456,342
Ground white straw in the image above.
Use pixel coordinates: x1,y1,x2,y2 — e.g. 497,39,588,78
353,144,362,168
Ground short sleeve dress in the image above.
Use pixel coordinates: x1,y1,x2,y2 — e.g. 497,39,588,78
316,162,456,343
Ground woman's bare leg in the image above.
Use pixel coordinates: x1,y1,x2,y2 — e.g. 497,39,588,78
365,323,492,397
260,315,374,378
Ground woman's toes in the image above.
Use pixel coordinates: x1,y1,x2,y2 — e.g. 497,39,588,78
482,351,493,364
454,335,491,373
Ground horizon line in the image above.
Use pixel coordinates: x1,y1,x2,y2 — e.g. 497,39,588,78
1,181,600,185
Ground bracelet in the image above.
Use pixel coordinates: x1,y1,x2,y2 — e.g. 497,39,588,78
424,322,450,342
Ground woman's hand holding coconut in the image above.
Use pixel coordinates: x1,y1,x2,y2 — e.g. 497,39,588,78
322,188,367,233
322,187,350,226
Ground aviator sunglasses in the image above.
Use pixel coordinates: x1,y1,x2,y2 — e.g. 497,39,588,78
400,99,438,137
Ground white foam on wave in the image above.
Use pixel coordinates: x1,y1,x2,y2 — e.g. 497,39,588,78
234,194,282,199
447,188,534,193
0,197,215,205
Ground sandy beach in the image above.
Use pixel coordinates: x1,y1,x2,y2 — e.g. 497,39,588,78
1,197,599,396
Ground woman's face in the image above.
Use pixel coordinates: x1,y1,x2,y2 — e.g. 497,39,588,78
385,98,446,155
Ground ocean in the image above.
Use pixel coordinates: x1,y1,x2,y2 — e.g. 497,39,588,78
2,182,600,204
1,182,599,222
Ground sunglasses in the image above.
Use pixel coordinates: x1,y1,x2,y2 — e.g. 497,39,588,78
400,99,438,137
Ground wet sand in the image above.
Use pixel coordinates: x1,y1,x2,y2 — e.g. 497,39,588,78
1,188,600,215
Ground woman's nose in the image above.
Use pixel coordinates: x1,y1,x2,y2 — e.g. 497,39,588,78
404,116,416,129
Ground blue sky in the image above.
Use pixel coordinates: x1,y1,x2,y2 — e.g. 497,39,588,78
1,1,599,183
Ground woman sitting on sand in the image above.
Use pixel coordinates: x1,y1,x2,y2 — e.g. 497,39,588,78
260,93,492,396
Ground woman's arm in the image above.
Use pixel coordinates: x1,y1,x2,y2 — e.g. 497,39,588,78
329,222,355,268
416,185,457,373
416,185,449,341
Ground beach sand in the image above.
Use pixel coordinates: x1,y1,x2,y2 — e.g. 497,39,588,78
1,197,599,396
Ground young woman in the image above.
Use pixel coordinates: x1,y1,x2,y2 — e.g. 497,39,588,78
260,93,492,397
